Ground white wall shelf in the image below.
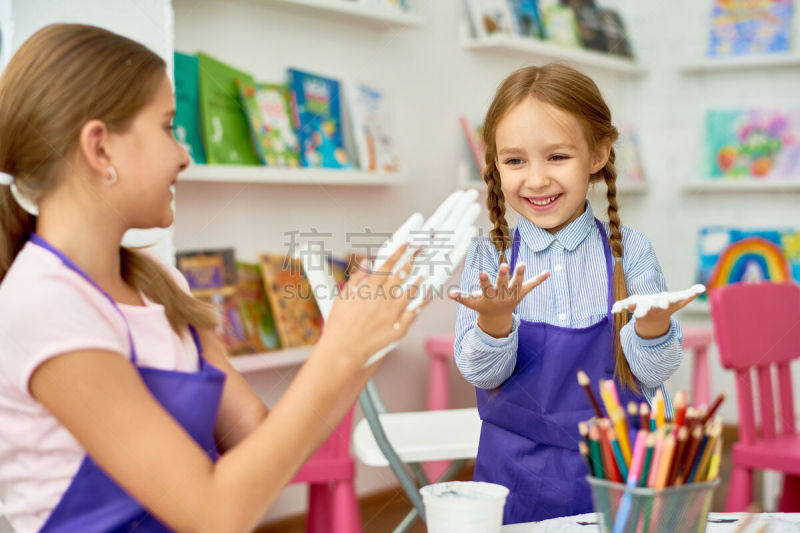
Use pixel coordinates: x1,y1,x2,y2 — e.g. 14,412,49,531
269,0,423,27
679,53,800,73
681,180,800,192
180,164,401,186
228,346,313,373
461,33,647,76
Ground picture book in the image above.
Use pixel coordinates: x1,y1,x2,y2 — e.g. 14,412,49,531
561,0,608,52
542,4,582,47
173,51,207,164
196,52,261,166
287,68,353,169
697,227,800,297
346,82,399,172
615,124,645,183
705,109,800,180
258,253,324,349
508,0,545,38
236,80,301,168
236,262,282,352
459,114,486,172
708,0,792,57
176,248,253,355
598,8,634,58
466,0,517,38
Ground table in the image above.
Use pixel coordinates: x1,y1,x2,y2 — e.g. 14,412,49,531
501,512,800,532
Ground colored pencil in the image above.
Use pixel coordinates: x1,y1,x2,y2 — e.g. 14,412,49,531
579,420,590,446
628,401,640,430
687,425,711,483
578,370,605,418
600,379,621,418
654,433,676,489
646,428,665,487
654,388,665,428
667,426,689,486
579,440,594,475
599,420,623,482
705,437,722,481
685,407,698,432
607,426,629,480
677,425,704,485
638,433,656,486
673,390,688,426
611,406,632,466
700,393,726,425
612,430,648,533
588,424,605,478
639,402,650,433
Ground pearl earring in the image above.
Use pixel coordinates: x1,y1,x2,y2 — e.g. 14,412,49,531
106,166,118,185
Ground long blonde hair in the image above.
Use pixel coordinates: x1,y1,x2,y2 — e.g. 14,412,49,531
0,23,216,334
482,63,635,390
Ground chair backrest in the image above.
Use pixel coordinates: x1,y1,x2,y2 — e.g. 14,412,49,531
710,282,800,444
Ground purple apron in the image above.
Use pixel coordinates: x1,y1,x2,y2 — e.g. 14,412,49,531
474,220,643,524
31,234,226,533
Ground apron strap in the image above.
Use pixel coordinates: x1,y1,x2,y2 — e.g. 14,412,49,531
29,233,139,365
508,228,522,272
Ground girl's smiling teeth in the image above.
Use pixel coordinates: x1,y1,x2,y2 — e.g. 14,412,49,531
526,193,562,206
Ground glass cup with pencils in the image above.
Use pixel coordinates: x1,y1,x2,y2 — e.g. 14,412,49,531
577,370,725,533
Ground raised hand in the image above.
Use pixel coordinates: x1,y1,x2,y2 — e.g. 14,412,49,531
612,284,706,339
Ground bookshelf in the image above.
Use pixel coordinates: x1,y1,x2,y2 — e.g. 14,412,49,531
180,164,402,186
269,0,423,27
228,346,314,373
681,180,800,193
460,31,647,76
679,53,800,73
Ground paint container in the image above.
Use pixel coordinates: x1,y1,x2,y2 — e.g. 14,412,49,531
419,481,509,533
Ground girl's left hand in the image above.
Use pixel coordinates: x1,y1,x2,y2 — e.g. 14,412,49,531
612,284,706,339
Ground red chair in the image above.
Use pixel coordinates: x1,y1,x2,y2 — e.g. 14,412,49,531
710,282,800,512
290,406,361,533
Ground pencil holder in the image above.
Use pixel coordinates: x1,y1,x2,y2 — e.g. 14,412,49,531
587,476,720,533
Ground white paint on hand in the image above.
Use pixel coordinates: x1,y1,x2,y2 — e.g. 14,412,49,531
611,284,706,318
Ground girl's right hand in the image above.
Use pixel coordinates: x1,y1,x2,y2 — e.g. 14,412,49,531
448,263,550,337
317,243,430,369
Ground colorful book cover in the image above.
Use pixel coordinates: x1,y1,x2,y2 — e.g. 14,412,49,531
287,68,353,169
697,227,800,297
258,253,324,349
173,51,207,164
347,82,399,172
561,0,608,52
459,114,486,172
176,248,253,355
236,80,301,168
466,0,517,38
598,8,634,58
236,262,282,352
615,124,645,183
509,0,545,38
542,4,582,47
708,0,792,57
705,109,800,180
196,52,261,166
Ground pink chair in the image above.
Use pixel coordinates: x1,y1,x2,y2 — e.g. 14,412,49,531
290,406,361,533
682,326,714,407
709,282,800,512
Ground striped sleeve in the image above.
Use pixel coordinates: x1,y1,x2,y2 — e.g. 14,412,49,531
453,236,519,389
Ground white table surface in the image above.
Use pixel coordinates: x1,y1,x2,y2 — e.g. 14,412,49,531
501,512,800,532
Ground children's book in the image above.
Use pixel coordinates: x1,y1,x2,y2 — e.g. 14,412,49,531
561,0,608,52
258,253,324,349
196,52,261,166
708,0,792,57
236,80,301,168
697,227,800,298
705,109,800,180
542,4,582,47
236,262,282,352
287,68,353,169
173,51,207,164
459,114,486,172
598,8,633,58
615,124,645,183
176,248,253,355
346,82,399,172
508,0,545,38
466,0,517,38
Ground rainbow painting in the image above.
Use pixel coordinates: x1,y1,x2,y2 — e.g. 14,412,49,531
698,227,800,296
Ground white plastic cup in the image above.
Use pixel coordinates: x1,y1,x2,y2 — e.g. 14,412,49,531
419,481,510,533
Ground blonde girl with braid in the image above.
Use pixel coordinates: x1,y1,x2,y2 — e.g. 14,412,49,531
448,64,698,524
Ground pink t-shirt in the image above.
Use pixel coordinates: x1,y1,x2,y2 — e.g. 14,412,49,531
0,242,200,532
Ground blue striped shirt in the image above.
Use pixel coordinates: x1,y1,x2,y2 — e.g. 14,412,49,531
455,202,681,418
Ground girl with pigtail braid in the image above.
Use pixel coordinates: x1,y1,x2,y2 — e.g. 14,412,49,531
448,64,698,524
